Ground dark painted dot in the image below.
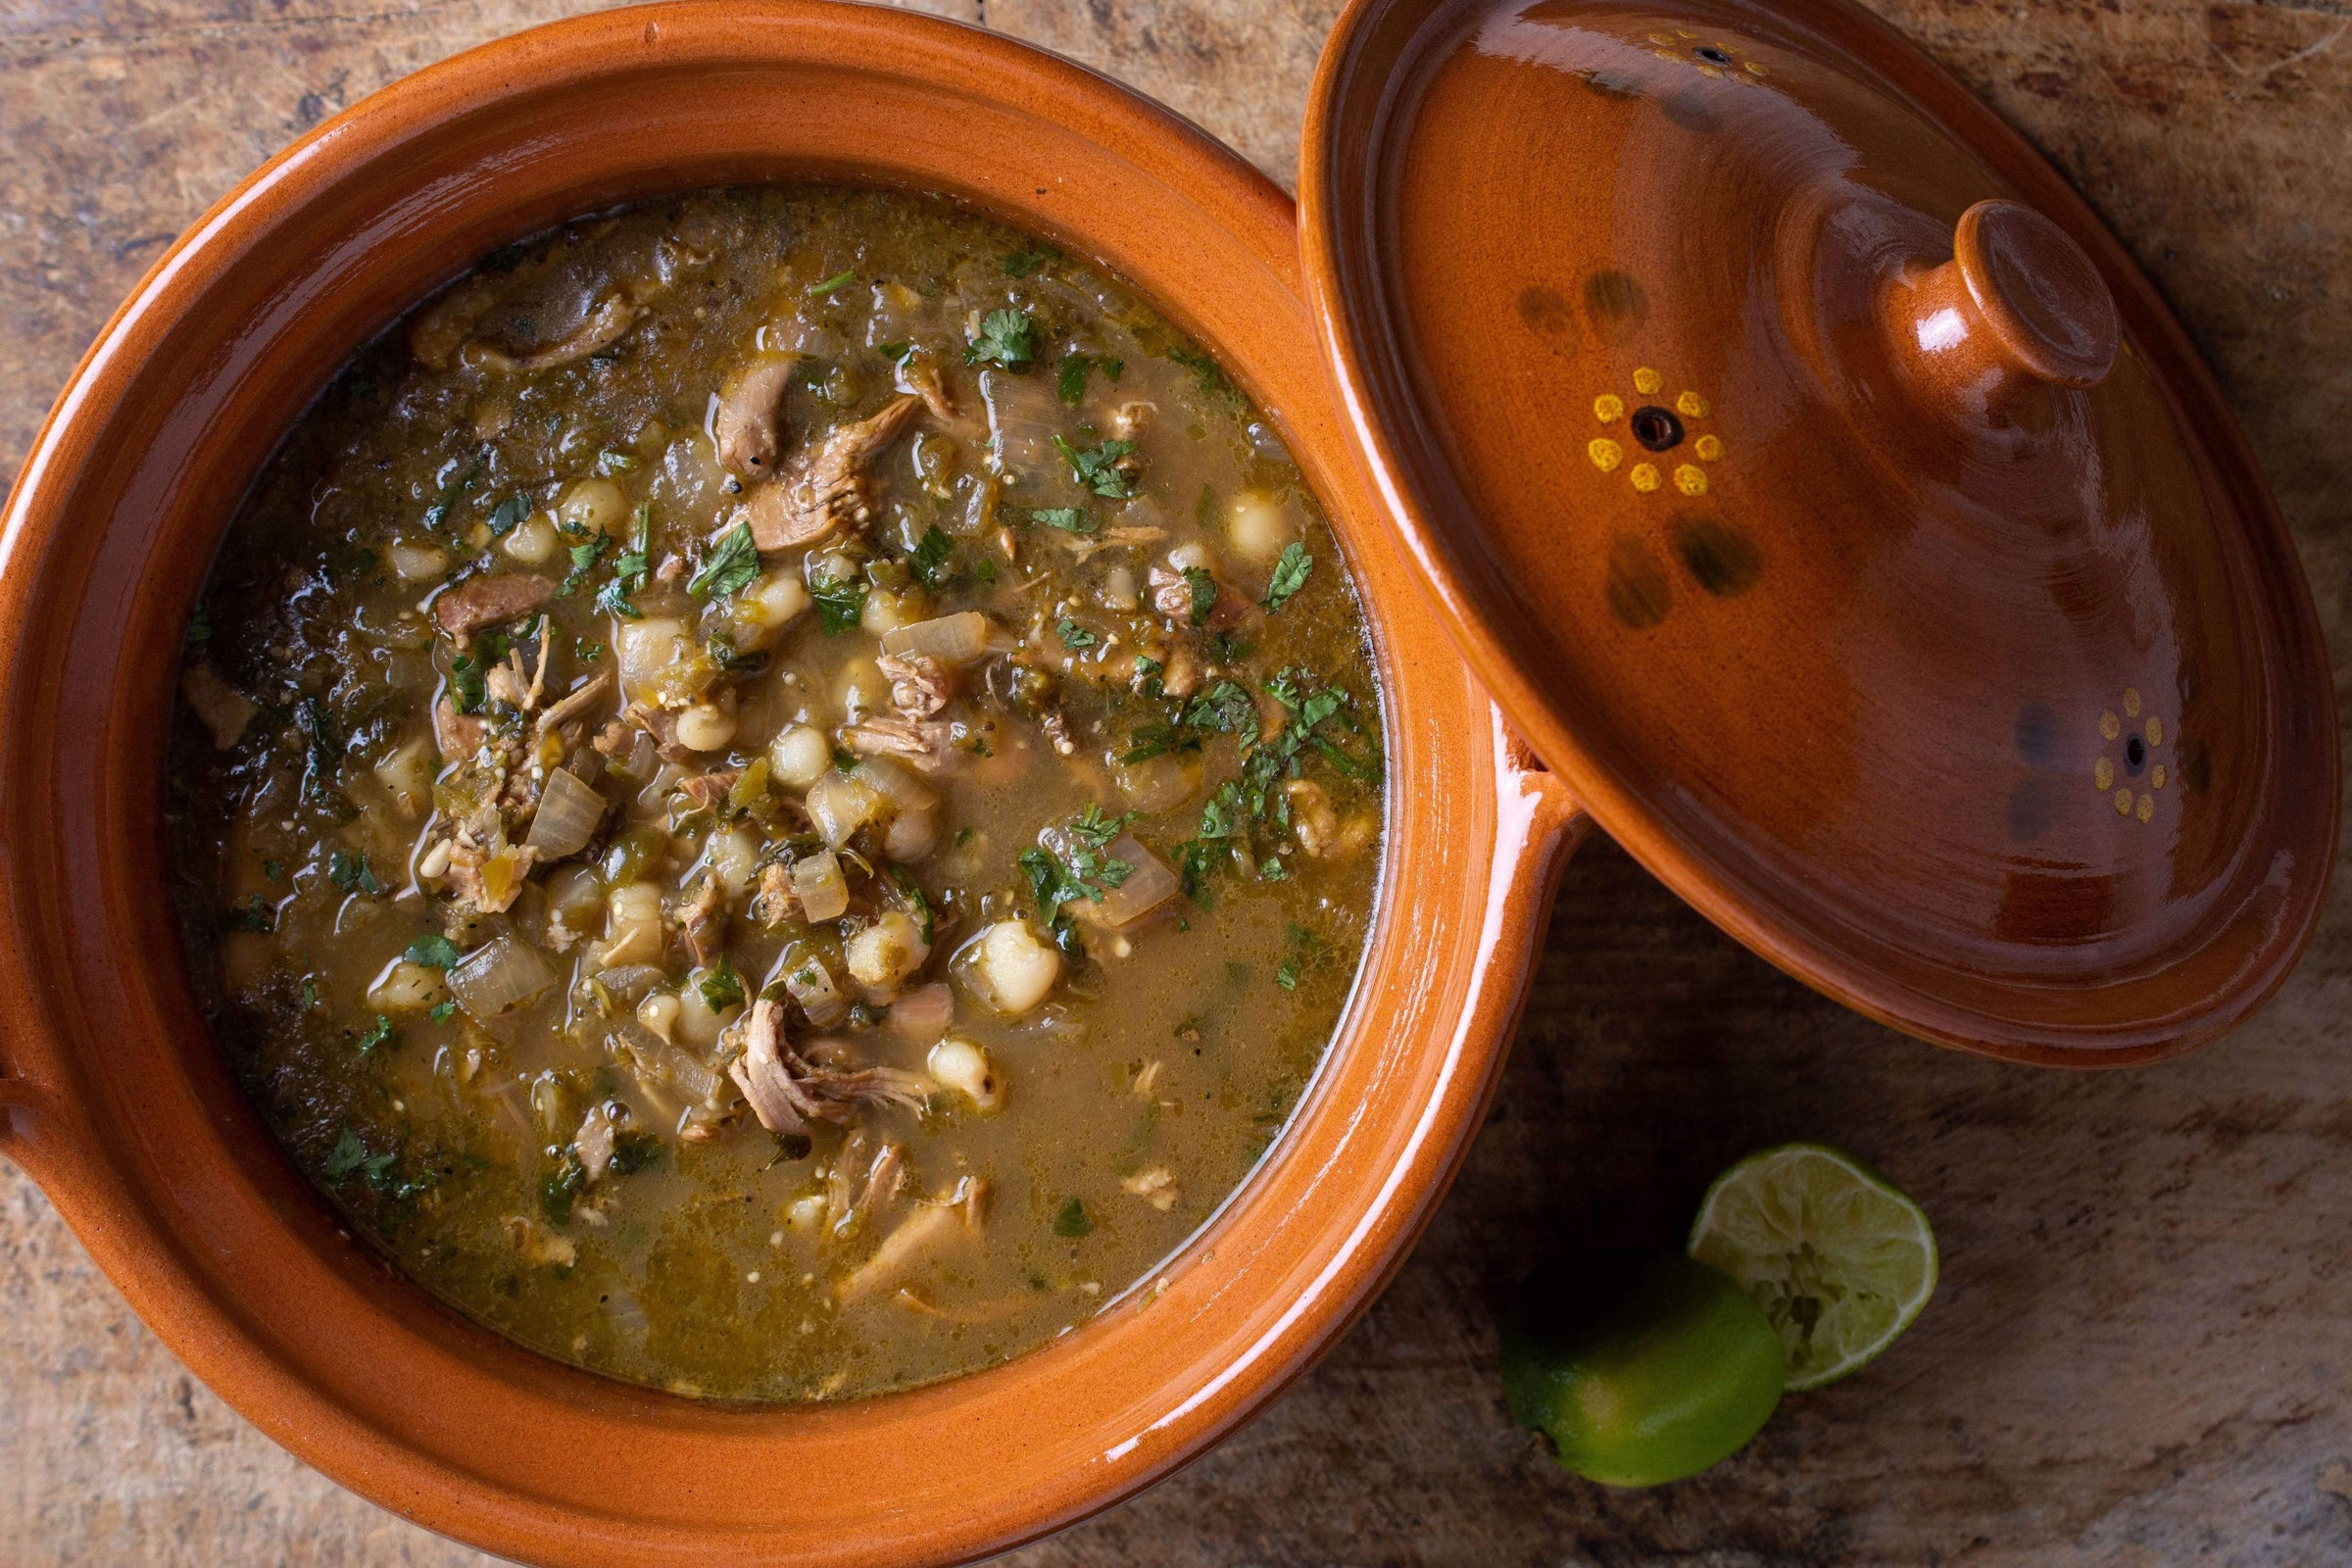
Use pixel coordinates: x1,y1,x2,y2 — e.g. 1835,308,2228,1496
1584,68,1644,100
1695,45,1732,64
1516,285,1576,340
1659,85,1723,133
2125,734,2146,772
1670,515,1763,597
1606,535,1673,629
1630,405,1685,452
1583,270,1649,345
2013,702,2060,765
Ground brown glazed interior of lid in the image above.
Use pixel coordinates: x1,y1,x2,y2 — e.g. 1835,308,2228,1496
1303,0,2337,1061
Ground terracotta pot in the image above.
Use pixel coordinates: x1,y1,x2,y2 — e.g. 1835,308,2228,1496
0,3,1585,1563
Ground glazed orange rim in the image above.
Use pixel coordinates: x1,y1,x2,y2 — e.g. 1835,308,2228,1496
0,6,1576,1566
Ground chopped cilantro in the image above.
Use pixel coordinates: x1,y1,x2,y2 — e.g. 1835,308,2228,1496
448,654,486,714
323,1128,393,1185
1053,435,1137,500
1004,246,1055,277
1053,1196,1094,1238
421,454,484,531
224,894,273,934
965,308,1036,368
889,865,935,945
609,1129,663,1175
809,269,857,296
328,851,380,896
1021,807,1136,925
697,956,747,1012
1261,541,1313,612
688,520,760,603
428,1001,456,1024
1057,353,1113,404
185,604,210,647
1183,565,1217,625
261,858,282,882
810,571,869,635
1168,346,1243,403
1057,618,1098,651
907,525,956,588
541,1149,587,1227
403,934,462,969
876,340,913,365
486,496,529,537
355,1014,397,1054
1027,506,1096,534
559,535,609,597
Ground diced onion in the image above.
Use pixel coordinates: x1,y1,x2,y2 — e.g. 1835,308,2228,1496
793,850,851,921
524,767,607,859
807,772,886,849
851,757,937,814
887,981,955,1041
448,935,559,1023
614,616,689,699
982,368,1067,485
880,611,989,665
1089,834,1180,928
780,950,848,1026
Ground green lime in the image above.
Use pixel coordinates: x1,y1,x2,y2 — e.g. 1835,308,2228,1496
1500,1250,1785,1487
1688,1142,1937,1391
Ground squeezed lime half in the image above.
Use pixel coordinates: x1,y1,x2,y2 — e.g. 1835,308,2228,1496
1688,1142,1937,1391
1501,1250,1785,1487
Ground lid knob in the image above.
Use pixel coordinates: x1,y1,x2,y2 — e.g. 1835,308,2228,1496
1886,199,2121,415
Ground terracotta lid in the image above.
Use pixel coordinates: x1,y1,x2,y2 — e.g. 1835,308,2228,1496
1299,0,2337,1062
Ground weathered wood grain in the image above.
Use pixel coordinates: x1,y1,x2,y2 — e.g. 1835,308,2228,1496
4,1,2350,1563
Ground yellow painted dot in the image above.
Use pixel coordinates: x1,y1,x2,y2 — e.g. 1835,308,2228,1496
1631,463,1661,492
2099,710,2121,741
1677,390,1709,418
2145,715,2163,747
1651,48,1681,62
2114,788,2134,816
1633,367,1663,395
1593,393,1625,422
2137,794,2155,823
1694,63,1722,77
2152,763,2168,790
1589,437,1624,473
1676,27,1696,37
1744,61,1768,75
1674,464,1708,496
2123,687,2141,717
1694,433,1724,462
1647,30,1677,43
2093,757,2114,791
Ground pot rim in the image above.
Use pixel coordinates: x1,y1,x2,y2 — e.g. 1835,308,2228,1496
0,5,1586,1564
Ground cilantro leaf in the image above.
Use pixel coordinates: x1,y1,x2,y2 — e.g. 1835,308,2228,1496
688,521,760,603
448,654,486,714
486,496,529,537
1004,247,1055,278
1054,1196,1094,1237
809,270,857,297
1261,541,1313,612
1183,565,1217,625
1057,618,1098,651
428,1001,456,1024
1053,435,1137,500
328,851,380,896
403,934,462,969
965,308,1036,368
907,525,956,588
810,571,869,635
876,340,913,365
559,535,609,597
697,956,747,1012
1027,506,1096,534
355,1014,397,1054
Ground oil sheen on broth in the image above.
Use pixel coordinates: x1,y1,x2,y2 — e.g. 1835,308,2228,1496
169,187,1384,1401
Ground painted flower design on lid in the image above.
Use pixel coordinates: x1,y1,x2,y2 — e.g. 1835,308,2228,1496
2094,687,2167,824
1588,368,1723,497
1645,29,1770,81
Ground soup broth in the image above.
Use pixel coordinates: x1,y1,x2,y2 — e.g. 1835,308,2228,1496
169,186,1383,1401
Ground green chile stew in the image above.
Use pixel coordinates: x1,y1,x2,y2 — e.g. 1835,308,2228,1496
170,186,1384,1401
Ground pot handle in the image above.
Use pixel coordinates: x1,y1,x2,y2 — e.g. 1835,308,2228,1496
1490,707,1592,913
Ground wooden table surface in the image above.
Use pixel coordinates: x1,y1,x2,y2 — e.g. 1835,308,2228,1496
5,1,2351,1562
